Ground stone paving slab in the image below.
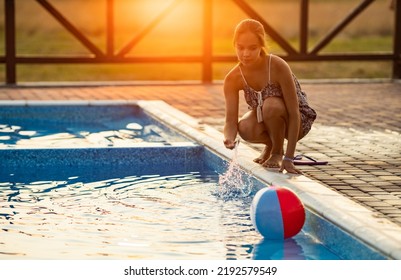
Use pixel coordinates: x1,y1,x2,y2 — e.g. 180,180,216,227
1,81,400,227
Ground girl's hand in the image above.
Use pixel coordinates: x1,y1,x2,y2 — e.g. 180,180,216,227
280,160,303,174
224,139,238,150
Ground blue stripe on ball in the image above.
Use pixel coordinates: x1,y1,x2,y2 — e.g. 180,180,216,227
251,188,284,239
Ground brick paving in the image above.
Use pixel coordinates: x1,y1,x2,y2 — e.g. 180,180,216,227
1,81,400,226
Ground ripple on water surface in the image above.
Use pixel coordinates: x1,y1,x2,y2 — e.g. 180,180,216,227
0,159,340,260
0,168,264,259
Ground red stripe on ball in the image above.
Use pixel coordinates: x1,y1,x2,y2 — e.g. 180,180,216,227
276,187,305,239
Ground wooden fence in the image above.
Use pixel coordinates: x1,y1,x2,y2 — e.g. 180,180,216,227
2,0,400,84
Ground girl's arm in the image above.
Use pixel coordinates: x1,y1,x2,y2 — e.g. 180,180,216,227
275,57,301,160
223,72,240,149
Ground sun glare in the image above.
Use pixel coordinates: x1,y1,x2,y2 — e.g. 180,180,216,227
120,0,201,33
115,0,202,54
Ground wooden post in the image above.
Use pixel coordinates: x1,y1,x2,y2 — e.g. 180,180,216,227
5,0,16,85
202,0,213,83
300,0,309,55
393,0,401,79
106,0,114,57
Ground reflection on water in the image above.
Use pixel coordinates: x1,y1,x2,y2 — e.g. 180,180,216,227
0,167,340,260
0,122,184,148
252,235,340,260
0,170,252,259
0,105,189,148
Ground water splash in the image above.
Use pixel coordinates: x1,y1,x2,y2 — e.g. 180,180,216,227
217,141,254,200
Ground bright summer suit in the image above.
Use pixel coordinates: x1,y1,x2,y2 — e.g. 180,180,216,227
239,54,317,136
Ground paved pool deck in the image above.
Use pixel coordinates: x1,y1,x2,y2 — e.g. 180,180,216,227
1,80,400,258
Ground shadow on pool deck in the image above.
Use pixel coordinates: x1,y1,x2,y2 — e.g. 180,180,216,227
1,80,400,228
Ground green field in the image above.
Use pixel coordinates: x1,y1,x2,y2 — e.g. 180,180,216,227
0,0,396,82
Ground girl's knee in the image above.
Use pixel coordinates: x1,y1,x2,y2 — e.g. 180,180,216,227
263,98,287,118
238,119,252,141
238,118,264,142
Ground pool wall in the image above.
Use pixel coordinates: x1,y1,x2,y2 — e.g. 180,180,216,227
1,146,201,168
1,100,400,259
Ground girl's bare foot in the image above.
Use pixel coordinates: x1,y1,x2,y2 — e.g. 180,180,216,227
254,145,271,164
262,153,283,168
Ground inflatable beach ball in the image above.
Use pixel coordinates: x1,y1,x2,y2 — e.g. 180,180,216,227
250,186,305,239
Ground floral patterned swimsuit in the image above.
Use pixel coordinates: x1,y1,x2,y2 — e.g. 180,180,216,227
239,54,317,136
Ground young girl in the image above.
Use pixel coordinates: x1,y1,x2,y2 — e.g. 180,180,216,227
223,19,316,174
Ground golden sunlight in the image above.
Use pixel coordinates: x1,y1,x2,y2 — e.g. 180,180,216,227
119,0,201,32
115,0,203,55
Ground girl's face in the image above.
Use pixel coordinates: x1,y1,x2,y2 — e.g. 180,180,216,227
235,31,262,66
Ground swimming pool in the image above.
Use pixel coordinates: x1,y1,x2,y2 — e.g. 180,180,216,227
0,102,189,148
0,101,397,260
1,149,341,260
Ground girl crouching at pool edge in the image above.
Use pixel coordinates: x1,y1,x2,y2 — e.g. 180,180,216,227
223,19,317,174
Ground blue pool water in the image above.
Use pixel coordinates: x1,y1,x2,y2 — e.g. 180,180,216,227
1,156,340,260
0,105,188,148
0,104,385,260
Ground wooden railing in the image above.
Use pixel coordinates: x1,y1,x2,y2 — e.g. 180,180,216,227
2,0,400,84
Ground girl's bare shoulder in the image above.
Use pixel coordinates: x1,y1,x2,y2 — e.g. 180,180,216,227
224,64,243,91
224,64,241,81
270,54,291,73
270,54,293,82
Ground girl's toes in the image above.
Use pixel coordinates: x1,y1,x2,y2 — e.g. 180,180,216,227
262,161,280,168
